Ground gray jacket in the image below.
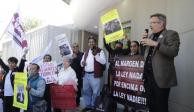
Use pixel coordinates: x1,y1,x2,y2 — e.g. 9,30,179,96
144,29,180,88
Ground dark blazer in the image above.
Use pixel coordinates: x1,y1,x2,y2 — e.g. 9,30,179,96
144,29,180,88
71,51,84,79
0,58,26,92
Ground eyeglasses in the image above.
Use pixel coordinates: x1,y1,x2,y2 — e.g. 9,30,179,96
149,21,160,24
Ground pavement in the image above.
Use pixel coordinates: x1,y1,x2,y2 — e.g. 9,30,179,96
63,97,127,112
0,99,3,112
0,97,147,112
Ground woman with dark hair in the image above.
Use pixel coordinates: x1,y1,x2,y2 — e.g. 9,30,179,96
130,41,140,56
43,54,52,112
124,41,140,112
43,54,52,62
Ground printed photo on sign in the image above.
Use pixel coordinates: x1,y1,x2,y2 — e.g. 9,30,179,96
57,63,63,72
59,44,71,56
16,85,24,104
121,20,131,49
104,19,121,35
56,34,73,58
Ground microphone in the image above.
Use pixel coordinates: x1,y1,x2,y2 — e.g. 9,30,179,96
140,29,149,53
143,29,149,38
145,29,149,33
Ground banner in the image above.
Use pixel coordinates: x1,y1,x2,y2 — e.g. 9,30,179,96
111,55,148,110
56,34,73,58
13,72,28,110
101,9,124,43
50,84,76,109
30,40,53,64
39,62,58,84
7,11,28,49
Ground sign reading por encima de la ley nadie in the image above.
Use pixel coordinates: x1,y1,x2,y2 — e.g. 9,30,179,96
111,55,147,109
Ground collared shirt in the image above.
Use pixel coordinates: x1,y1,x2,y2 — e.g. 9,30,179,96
145,32,161,71
4,70,14,96
81,49,106,72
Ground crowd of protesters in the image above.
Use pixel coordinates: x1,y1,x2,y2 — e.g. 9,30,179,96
0,36,141,112
0,13,180,112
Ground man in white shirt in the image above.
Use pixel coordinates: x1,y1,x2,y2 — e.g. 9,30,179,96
81,37,106,112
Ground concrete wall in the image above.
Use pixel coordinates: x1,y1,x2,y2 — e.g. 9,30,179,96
99,0,194,112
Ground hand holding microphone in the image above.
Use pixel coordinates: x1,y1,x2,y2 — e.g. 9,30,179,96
142,29,149,39
141,29,149,46
141,29,158,47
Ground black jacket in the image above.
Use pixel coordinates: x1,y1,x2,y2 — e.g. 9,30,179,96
0,58,26,93
103,39,130,62
70,51,83,79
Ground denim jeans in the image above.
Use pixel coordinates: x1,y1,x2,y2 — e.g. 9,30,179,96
83,73,101,109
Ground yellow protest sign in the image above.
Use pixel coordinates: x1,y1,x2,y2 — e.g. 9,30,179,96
13,72,28,110
101,9,124,43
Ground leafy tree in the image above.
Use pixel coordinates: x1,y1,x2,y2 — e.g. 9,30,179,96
22,18,42,32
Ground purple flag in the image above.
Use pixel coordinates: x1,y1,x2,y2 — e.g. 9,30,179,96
7,12,28,49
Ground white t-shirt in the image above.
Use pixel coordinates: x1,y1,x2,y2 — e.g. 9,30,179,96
4,70,14,96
